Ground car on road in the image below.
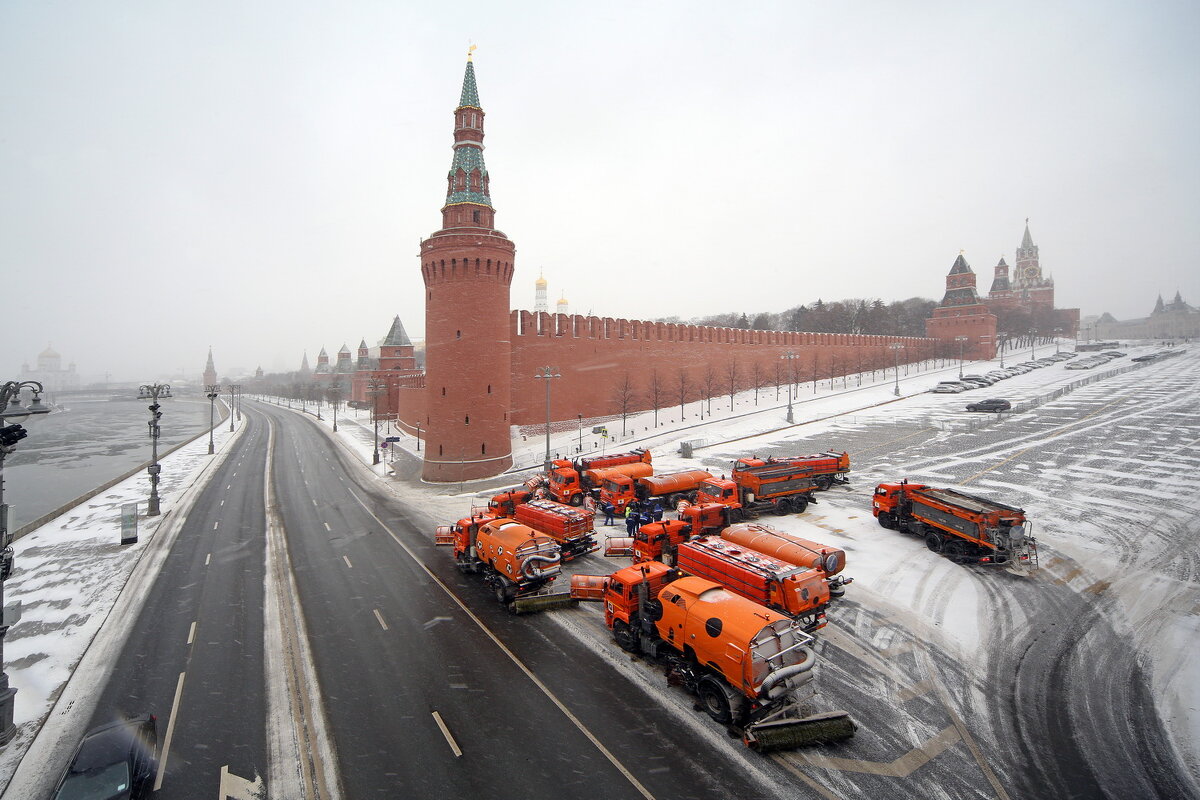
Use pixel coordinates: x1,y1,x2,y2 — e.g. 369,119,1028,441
930,383,965,393
960,375,994,386
53,714,158,800
965,398,1012,412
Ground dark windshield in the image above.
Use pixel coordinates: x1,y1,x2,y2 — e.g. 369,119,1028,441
55,761,132,800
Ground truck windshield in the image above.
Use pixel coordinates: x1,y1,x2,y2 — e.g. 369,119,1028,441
603,479,623,493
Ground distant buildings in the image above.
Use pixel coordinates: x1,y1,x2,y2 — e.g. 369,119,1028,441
1092,292,1198,340
20,345,79,392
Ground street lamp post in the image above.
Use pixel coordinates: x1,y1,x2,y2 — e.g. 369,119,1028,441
999,334,1006,369
1054,328,1064,354
781,351,800,423
955,336,969,378
227,384,241,432
577,414,583,454
205,384,221,454
328,383,342,432
415,423,421,452
0,379,51,745
889,343,904,396
366,378,388,465
533,366,561,473
138,383,172,516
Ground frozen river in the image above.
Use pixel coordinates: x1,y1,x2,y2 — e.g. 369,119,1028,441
3,389,216,531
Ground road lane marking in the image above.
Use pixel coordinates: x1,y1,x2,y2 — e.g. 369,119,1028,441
187,621,196,645
221,499,225,506
213,521,219,530
431,711,462,757
346,487,655,800
373,609,388,630
342,555,353,568
324,522,331,531
205,553,211,566
154,671,187,791
219,765,264,799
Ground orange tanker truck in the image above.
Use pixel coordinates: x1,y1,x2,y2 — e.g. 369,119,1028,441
546,449,653,506
599,468,712,515
570,561,856,750
873,480,1038,570
435,513,574,613
734,452,850,492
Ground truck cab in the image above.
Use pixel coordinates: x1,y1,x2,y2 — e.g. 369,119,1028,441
599,474,638,513
548,467,583,505
696,478,741,509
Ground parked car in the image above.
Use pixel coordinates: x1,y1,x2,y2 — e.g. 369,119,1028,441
931,383,966,393
1103,351,1127,358
960,374,994,385
53,714,158,800
966,398,1012,412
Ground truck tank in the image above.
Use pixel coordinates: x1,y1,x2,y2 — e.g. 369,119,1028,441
721,523,845,576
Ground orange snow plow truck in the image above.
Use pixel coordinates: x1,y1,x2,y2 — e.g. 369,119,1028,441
569,561,856,751
508,498,598,561
546,449,652,507
873,481,1038,571
435,514,575,613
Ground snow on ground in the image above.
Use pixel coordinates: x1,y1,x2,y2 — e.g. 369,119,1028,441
5,340,1198,790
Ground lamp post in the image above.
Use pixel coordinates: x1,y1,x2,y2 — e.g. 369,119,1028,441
889,343,904,396
137,383,172,516
577,414,583,454
533,366,561,473
328,382,342,432
999,334,1007,369
781,351,800,423
0,380,51,745
226,384,241,432
415,423,421,452
1054,328,1064,354
205,384,221,454
366,378,388,465
955,336,969,378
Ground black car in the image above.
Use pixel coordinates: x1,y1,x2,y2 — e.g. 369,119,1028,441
53,714,158,800
966,398,1011,412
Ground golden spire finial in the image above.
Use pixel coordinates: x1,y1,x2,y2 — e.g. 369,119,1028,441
468,43,477,61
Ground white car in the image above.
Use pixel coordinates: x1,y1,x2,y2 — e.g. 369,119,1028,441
931,383,966,393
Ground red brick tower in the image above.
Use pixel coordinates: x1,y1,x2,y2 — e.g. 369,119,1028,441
926,253,997,359
420,54,515,481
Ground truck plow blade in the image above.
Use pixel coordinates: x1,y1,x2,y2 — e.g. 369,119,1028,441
743,710,857,752
510,590,578,615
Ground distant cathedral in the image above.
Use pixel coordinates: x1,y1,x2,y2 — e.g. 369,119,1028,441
21,345,79,392
1094,291,1198,340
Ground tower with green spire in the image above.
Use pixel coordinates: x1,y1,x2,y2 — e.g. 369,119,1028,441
419,52,516,481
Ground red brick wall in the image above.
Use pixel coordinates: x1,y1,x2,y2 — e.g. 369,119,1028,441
508,310,936,426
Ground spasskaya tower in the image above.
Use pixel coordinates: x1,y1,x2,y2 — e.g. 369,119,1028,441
419,52,515,481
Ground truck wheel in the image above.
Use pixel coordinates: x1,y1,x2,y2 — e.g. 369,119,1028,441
613,620,638,653
792,496,809,513
925,532,943,553
877,512,895,529
698,677,733,724
569,493,584,507
495,582,515,604
774,499,792,516
815,475,833,491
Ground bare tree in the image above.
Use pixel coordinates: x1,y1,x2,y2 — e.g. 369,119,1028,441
702,365,719,415
611,372,639,437
647,369,665,428
750,361,766,405
675,368,695,421
724,360,741,410
773,360,784,401
809,356,821,394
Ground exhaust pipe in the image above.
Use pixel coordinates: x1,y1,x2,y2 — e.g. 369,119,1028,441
522,553,561,578
760,647,816,700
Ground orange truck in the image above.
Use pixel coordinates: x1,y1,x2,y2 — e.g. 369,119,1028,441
434,514,573,612
674,537,831,632
873,481,1038,570
546,449,652,506
735,452,850,492
720,522,852,598
570,561,855,751
599,469,712,515
691,461,817,520
510,498,598,561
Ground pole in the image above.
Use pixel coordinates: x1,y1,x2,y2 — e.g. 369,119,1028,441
577,414,582,453
0,448,13,743
208,392,216,455
543,375,552,472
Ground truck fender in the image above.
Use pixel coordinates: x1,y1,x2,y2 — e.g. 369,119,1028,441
760,646,816,700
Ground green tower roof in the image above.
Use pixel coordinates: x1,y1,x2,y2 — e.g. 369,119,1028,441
458,60,480,110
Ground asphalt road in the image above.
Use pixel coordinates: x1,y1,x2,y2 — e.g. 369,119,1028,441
84,410,269,797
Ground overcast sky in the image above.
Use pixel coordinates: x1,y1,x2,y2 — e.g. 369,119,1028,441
3,1,1197,383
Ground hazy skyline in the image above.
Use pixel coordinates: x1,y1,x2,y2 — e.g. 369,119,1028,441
3,1,1197,382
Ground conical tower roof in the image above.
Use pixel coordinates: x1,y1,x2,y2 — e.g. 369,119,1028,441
1021,219,1034,249
458,58,480,109
382,315,412,347
948,253,973,275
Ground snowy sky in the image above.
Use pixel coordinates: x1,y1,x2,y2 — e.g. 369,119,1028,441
2,1,1197,382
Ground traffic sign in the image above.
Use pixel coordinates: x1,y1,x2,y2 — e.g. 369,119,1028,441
385,436,401,442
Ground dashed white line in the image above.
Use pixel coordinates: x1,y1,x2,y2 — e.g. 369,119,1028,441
323,522,331,531
343,556,353,568
213,521,219,530
373,609,388,630
220,499,225,506
431,711,462,757
187,622,197,645
154,672,187,791
205,553,211,566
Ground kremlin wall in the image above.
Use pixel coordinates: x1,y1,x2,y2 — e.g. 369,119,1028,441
287,57,1074,482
